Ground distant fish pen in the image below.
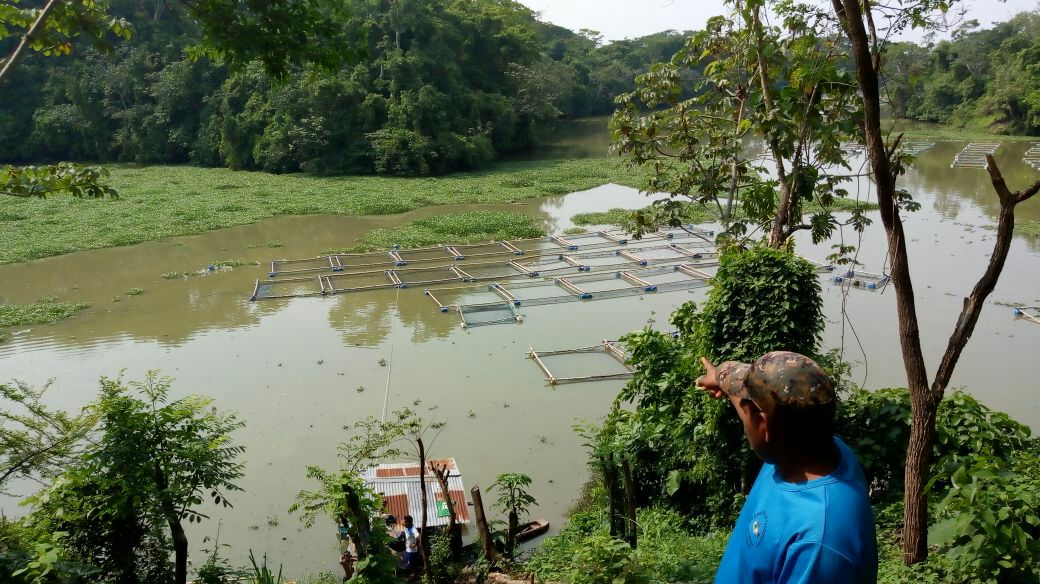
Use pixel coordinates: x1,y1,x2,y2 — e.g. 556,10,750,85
1025,144,1040,172
423,263,718,327
528,340,634,385
1013,306,1040,325
252,227,716,301
264,227,714,278
899,141,935,158
249,227,841,329
951,142,1000,169
832,269,890,290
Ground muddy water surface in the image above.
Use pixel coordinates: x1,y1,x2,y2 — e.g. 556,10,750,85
2,135,1040,576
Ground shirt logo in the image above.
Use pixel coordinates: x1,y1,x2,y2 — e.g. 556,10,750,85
744,511,768,548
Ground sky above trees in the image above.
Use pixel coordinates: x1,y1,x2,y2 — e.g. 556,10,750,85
517,0,1039,42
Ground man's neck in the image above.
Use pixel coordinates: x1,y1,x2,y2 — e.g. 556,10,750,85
774,442,841,483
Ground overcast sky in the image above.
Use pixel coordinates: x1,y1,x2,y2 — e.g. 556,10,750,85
516,0,1040,42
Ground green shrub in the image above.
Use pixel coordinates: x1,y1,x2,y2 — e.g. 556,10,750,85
837,388,1035,508
928,453,1040,583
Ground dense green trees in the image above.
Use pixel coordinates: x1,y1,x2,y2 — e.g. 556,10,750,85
0,0,689,176
886,11,1040,134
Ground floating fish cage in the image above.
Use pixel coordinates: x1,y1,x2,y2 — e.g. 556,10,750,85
900,141,935,158
951,142,1001,169
1024,144,1040,171
528,340,634,385
831,269,890,290
253,235,721,300
1013,306,1040,325
840,141,865,156
456,302,521,328
264,226,715,277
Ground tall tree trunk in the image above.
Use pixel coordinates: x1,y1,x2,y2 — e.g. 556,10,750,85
621,458,637,548
507,509,519,559
417,437,431,578
432,463,461,559
471,485,496,564
154,462,189,584
832,0,1040,564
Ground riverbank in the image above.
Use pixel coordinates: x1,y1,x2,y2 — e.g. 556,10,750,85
0,158,642,265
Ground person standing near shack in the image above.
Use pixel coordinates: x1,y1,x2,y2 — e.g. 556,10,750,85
401,515,421,576
696,351,878,583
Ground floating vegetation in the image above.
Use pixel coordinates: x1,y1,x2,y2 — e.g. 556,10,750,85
161,271,198,280
247,240,284,249
124,287,144,296
0,158,637,265
0,298,89,343
1018,221,1040,237
328,211,546,253
572,203,717,227
563,227,588,235
210,259,249,269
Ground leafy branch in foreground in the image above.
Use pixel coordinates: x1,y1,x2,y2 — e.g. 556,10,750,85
0,163,117,199
0,381,96,494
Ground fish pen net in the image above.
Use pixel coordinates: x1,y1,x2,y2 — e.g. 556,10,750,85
1014,306,1040,325
528,341,633,385
251,277,324,300
457,302,520,327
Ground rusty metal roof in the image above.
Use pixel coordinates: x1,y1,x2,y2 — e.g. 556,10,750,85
362,458,470,528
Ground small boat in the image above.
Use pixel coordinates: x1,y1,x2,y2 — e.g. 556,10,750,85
514,519,550,543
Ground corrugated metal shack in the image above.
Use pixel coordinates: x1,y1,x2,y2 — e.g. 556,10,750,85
361,458,472,532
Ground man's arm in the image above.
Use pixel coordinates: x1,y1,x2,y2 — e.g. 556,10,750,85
778,542,866,584
696,357,742,410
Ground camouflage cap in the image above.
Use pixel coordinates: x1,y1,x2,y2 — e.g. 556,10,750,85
715,351,835,414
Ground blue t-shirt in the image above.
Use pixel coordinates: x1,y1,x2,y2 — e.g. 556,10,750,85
714,437,877,584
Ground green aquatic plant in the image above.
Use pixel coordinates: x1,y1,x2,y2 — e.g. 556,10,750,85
0,298,89,343
124,288,144,296
161,271,198,279
0,158,637,265
339,211,546,252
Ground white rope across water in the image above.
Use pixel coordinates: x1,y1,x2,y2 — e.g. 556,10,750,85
380,285,401,423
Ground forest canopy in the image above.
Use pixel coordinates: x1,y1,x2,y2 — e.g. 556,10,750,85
0,0,689,176
4,2,1040,177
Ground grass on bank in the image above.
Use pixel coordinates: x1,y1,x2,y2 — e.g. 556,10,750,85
0,298,89,343
0,158,642,265
323,211,547,253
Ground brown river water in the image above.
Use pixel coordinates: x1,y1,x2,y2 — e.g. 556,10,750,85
1,123,1039,576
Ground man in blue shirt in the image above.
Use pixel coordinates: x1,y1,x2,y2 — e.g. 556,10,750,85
696,351,877,583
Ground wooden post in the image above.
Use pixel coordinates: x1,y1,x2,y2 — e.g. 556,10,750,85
622,458,637,549
471,485,496,564
432,463,461,559
418,438,431,578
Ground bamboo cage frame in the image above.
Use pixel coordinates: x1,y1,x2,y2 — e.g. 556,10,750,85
527,340,633,385
1014,306,1040,325
831,269,890,290
265,226,713,276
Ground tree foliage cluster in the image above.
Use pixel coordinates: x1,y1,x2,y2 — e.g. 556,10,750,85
0,0,690,176
587,245,828,536
1,373,245,584
532,245,1040,582
886,11,1040,134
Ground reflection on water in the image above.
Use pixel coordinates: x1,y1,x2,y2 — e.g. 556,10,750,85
1,128,1040,574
